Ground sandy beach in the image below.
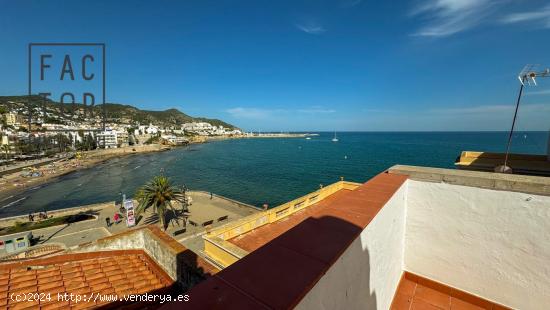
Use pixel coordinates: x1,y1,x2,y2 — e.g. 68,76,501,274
0,133,308,205
0,144,171,200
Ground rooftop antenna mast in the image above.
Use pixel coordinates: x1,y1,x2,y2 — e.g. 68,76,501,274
498,65,550,173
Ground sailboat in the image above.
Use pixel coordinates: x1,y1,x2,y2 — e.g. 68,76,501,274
332,132,338,142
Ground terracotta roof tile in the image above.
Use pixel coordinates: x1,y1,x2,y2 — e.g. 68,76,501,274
10,279,37,291
41,300,70,310
41,286,65,296
8,299,40,310
0,250,174,309
38,281,64,291
85,272,106,282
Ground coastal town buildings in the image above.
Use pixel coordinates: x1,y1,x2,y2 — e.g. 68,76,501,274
0,100,244,160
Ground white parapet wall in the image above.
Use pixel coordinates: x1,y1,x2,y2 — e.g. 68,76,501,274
295,183,407,310
404,179,550,309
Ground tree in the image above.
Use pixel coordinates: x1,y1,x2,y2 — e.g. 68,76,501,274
135,175,187,229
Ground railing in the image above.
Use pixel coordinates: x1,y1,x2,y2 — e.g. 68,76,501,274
203,180,361,267
0,243,65,262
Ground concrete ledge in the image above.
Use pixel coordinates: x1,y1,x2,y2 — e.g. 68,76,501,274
388,165,550,196
203,236,248,267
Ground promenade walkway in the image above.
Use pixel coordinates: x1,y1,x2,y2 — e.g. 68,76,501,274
0,191,259,258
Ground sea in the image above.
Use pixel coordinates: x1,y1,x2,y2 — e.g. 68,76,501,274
0,131,548,218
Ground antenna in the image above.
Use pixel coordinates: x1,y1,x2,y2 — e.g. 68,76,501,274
518,64,550,86
498,64,550,173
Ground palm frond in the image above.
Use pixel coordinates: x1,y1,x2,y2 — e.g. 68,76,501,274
134,175,186,229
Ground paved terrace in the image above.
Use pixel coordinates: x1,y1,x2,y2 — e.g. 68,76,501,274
230,188,355,252
0,191,259,258
163,166,550,309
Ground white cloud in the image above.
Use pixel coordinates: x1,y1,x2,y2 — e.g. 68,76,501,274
410,0,501,37
295,22,326,35
298,106,336,114
226,106,336,119
501,4,550,28
225,107,273,119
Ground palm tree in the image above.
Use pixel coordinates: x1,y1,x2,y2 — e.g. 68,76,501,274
135,175,187,229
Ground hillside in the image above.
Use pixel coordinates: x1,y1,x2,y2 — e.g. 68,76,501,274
0,95,237,129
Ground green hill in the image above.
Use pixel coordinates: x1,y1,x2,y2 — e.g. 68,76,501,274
0,95,237,129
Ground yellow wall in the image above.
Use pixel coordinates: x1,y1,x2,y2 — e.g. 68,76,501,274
203,180,361,267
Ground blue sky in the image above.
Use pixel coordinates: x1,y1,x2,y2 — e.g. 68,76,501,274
1,0,550,131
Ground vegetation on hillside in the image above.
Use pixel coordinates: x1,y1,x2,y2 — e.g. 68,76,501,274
0,95,237,129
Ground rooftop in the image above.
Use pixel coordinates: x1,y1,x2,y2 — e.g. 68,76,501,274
229,188,355,252
0,250,173,309
0,225,219,309
164,166,550,309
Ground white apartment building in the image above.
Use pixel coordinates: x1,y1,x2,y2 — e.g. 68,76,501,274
138,123,159,135
96,129,118,148
161,134,188,145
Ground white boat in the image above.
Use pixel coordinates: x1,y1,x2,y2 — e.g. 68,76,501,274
332,132,338,142
306,137,311,140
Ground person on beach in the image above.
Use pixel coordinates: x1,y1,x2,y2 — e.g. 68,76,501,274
105,217,111,227
114,213,120,224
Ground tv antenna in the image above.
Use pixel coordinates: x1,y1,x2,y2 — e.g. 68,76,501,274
497,64,550,173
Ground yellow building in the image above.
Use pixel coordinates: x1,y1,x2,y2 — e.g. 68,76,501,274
3,113,16,126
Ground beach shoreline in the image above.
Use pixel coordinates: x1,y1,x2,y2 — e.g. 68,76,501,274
0,144,172,201
0,133,308,202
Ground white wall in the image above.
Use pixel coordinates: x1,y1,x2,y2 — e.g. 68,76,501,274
405,180,550,309
296,183,407,310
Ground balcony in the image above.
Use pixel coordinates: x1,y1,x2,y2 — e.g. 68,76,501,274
163,165,550,309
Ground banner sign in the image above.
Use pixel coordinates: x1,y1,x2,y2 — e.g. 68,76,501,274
124,199,136,227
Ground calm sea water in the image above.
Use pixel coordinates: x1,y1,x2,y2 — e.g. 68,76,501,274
1,131,548,218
